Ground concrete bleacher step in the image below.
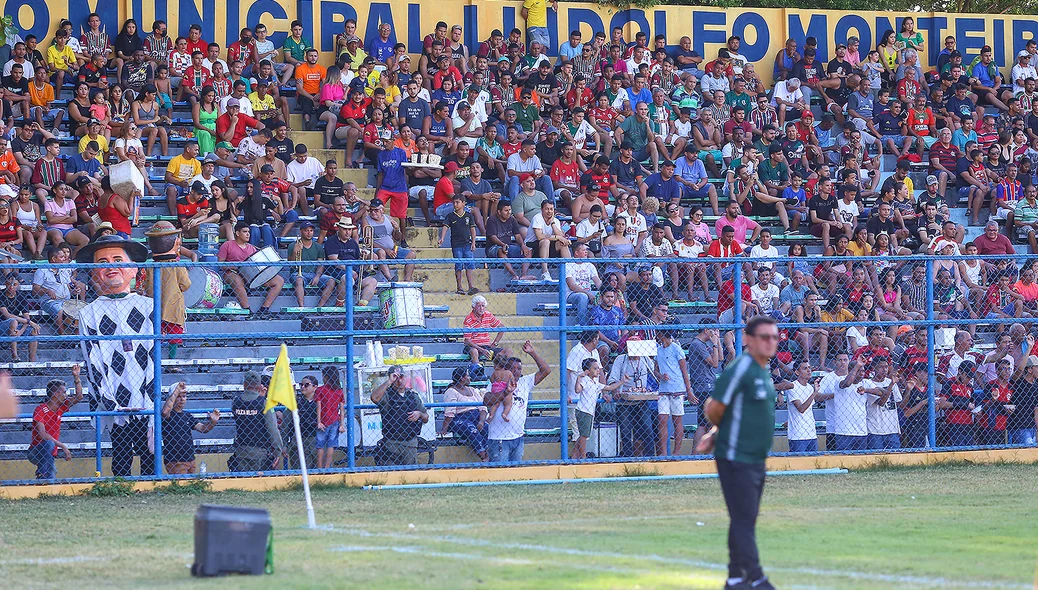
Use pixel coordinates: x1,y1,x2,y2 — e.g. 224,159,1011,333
423,292,519,316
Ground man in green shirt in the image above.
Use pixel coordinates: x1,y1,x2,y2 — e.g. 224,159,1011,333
699,315,779,590
1014,184,1038,253
616,101,660,172
757,143,790,198
511,89,542,135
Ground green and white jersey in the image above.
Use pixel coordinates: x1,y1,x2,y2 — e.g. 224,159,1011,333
710,353,777,464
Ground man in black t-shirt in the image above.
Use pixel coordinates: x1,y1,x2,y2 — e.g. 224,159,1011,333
443,194,479,295
268,122,295,164
160,383,220,474
808,177,845,247
1,63,30,123
866,202,904,247
11,120,50,185
1008,356,1038,445
626,264,666,322
312,159,344,211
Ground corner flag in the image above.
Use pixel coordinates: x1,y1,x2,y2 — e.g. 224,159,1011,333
265,344,297,413
263,343,316,529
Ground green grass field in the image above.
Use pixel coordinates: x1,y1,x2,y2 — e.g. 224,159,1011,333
1,463,1036,589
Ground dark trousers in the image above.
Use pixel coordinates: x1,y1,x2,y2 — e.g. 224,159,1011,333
111,417,155,477
716,457,766,581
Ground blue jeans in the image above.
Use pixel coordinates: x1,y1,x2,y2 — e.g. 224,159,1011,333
449,410,488,456
506,175,554,201
617,402,654,457
27,440,56,479
489,437,524,463
567,291,590,325
833,434,868,451
249,223,275,248
902,425,928,449
1009,428,1037,445
867,433,901,450
788,438,817,453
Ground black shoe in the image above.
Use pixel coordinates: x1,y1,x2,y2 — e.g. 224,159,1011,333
750,576,776,590
723,580,752,590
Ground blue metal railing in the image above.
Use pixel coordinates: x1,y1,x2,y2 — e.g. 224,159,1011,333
1,253,1035,483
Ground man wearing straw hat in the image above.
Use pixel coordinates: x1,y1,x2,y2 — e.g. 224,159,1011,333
76,234,157,476
324,216,378,307
144,221,190,361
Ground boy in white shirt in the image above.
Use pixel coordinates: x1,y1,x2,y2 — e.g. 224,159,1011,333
860,357,902,450
748,229,784,286
788,360,819,452
573,358,626,459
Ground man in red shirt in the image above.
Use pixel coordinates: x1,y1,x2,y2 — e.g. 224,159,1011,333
227,27,256,75
851,327,892,378
179,50,211,103
941,360,978,447
928,127,961,199
215,97,262,147
28,365,83,479
176,181,219,238
974,220,1016,256
707,224,748,287
185,24,207,55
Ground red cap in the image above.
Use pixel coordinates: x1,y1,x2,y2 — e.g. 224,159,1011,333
444,161,459,173
519,172,533,182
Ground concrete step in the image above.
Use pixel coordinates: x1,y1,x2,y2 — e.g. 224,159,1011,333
423,291,519,316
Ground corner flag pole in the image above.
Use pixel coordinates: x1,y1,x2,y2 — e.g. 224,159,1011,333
292,408,317,529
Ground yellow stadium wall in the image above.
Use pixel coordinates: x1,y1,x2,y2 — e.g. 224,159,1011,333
3,0,1035,87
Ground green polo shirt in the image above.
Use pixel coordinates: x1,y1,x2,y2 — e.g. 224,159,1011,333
711,353,777,464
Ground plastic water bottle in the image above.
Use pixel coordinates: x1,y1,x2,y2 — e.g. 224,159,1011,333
200,461,208,476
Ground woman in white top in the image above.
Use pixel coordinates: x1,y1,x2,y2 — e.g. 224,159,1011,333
14,186,46,259
439,368,489,461
112,122,156,195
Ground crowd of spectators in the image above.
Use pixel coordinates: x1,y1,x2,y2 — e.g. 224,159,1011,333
9,8,1038,478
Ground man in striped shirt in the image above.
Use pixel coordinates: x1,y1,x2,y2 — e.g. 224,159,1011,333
30,138,64,200
463,295,506,364
698,315,779,590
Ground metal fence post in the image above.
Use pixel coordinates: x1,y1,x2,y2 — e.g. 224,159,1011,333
925,259,937,450
151,264,164,475
733,262,743,353
558,260,569,462
344,263,356,469
95,416,102,476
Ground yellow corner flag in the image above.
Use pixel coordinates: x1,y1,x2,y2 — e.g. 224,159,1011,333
264,343,297,413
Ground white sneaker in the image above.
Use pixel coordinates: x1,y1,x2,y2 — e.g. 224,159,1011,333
541,271,552,281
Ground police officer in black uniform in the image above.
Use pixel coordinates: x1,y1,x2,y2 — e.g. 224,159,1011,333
370,366,429,465
231,370,286,471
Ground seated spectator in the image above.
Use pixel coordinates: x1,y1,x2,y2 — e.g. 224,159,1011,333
528,199,571,280
217,222,286,317
463,295,506,364
640,223,677,296
485,199,532,280
626,264,666,323
322,216,377,307
706,224,746,287
288,221,337,308
714,199,760,246
32,245,85,334
363,198,416,281
0,275,39,361
750,267,780,317
506,139,553,200
439,367,489,462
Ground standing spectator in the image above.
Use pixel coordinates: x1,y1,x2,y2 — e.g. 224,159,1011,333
441,194,479,295
371,366,429,466
161,382,220,474
655,329,693,456
609,340,656,457
687,320,721,450
282,375,319,470
590,287,626,360
314,365,345,469
942,360,978,447
440,367,489,461
27,366,83,479
463,295,506,364
483,342,551,462
1008,356,1038,445
832,360,868,450
787,360,819,452
566,331,602,443
573,358,626,459
231,370,286,471
861,357,901,449
899,364,931,449
564,243,601,325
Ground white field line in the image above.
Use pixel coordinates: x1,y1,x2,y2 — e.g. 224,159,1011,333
319,525,1030,590
0,556,108,566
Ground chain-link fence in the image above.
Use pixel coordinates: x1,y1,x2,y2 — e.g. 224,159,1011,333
1,253,1036,484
